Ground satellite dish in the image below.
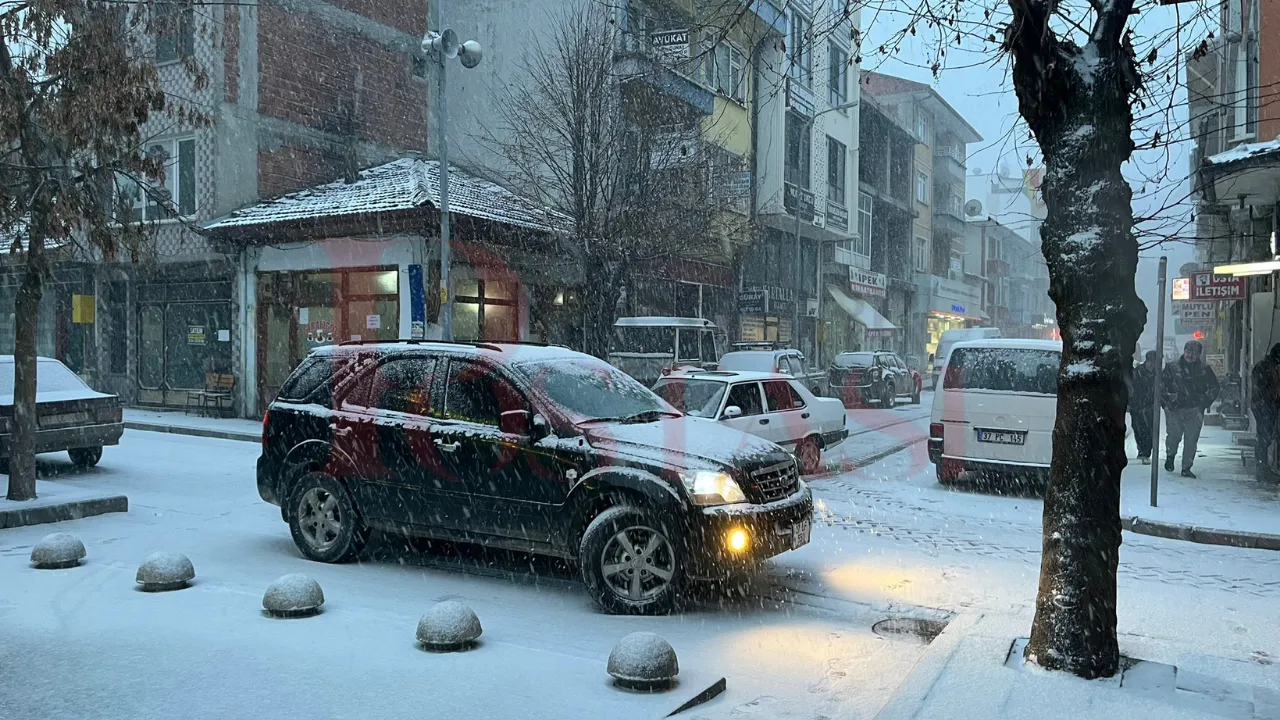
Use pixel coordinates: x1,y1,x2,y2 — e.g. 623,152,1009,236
458,40,483,68
964,199,983,217
422,29,459,58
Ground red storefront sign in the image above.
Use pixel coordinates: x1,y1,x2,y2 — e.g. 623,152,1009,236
1189,271,1246,301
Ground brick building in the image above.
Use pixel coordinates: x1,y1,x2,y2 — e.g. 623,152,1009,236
61,0,432,412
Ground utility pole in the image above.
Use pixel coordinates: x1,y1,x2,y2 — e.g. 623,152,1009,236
1151,255,1167,506
423,14,482,341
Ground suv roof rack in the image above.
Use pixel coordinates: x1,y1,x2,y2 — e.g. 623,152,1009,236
337,338,504,352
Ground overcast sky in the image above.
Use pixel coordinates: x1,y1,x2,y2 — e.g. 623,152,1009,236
861,2,1212,354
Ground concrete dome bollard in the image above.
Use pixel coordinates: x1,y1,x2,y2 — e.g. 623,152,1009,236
136,551,195,592
607,632,679,691
415,601,482,651
263,573,325,618
30,533,86,569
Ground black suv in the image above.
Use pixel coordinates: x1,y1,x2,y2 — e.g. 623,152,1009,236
257,340,813,615
828,351,919,407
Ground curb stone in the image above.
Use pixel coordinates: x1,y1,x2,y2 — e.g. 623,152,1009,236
124,421,258,444
1123,516,1280,552
874,612,984,720
0,495,128,529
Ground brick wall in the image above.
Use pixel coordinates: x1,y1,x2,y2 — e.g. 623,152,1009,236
1260,1,1280,142
255,0,427,197
224,5,239,104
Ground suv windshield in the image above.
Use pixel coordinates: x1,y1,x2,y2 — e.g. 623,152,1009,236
717,353,772,372
833,352,875,368
516,359,677,422
652,378,727,417
944,348,1060,395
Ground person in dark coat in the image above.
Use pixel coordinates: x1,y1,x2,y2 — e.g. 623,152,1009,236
1129,350,1158,464
1250,343,1280,479
1162,340,1220,478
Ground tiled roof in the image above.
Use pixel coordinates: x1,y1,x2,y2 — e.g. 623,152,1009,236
205,158,573,234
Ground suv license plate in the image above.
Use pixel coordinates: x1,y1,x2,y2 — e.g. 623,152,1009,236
977,430,1026,445
791,519,811,549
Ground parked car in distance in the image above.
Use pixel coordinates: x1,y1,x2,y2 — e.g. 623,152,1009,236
931,327,1003,387
0,355,123,468
607,317,724,387
652,369,847,475
717,343,826,396
258,340,812,616
928,339,1062,489
828,351,919,408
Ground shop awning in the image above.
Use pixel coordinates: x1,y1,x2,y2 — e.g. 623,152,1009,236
827,285,897,332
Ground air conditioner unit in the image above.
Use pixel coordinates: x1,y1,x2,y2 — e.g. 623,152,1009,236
805,299,819,317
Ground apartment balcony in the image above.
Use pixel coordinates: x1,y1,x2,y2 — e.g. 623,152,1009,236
933,198,968,237
934,149,966,183
617,31,715,115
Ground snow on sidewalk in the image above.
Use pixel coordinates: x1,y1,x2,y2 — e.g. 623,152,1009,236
124,407,261,440
1122,422,1279,538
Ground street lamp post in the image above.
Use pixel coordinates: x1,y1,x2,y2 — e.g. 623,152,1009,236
423,20,482,341
792,100,858,359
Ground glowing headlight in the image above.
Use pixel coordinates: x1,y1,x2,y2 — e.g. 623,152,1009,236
680,471,747,506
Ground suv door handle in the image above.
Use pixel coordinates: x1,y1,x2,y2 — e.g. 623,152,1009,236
434,438,461,453
758,418,769,425
801,412,810,419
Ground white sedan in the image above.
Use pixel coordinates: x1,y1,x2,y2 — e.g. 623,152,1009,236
653,369,848,475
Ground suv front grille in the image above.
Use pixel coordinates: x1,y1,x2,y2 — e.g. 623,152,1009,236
747,460,800,503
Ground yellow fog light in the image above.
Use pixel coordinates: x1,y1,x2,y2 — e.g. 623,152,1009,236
727,528,749,553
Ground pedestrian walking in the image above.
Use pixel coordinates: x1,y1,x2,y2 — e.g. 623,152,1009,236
1162,340,1219,478
1129,350,1158,464
1250,343,1280,480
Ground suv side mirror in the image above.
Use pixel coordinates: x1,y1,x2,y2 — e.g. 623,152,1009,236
722,405,742,419
531,413,551,440
499,409,532,436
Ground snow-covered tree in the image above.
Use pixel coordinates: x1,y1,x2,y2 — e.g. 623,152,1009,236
0,0,194,500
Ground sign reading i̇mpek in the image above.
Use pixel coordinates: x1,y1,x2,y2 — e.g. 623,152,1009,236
1189,271,1246,301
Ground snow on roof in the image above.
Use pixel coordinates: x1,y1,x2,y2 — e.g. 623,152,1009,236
1205,138,1280,167
205,158,574,234
659,369,790,382
310,340,589,364
613,317,717,329
950,338,1062,352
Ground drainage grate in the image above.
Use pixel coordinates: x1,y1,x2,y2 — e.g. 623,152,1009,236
871,617,949,643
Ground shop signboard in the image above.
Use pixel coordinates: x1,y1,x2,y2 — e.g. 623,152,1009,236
1189,271,1246,301
1171,277,1190,301
1173,300,1214,326
849,267,887,298
1205,353,1227,377
650,30,690,63
738,289,767,315
826,202,849,231
187,326,206,345
784,183,816,222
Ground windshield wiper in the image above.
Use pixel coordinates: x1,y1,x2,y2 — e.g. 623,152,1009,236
578,409,681,425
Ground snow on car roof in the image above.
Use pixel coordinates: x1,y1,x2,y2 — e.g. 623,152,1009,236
659,369,792,382
949,338,1062,352
309,341,590,363
613,317,717,329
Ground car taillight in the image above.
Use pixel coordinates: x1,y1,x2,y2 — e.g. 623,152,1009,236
930,423,944,440
262,410,270,447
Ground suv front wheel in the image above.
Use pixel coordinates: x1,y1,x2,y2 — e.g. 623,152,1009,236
580,504,684,615
286,471,369,563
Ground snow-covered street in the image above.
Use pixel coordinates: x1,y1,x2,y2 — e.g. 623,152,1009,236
2,424,1277,719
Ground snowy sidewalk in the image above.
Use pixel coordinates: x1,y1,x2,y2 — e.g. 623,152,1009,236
124,408,260,442
1122,422,1279,549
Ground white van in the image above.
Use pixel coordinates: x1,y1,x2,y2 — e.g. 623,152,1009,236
928,339,1062,485
931,327,1002,387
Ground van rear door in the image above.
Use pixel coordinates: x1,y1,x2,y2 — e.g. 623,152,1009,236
938,347,1059,466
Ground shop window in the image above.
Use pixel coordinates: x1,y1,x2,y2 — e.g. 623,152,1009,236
138,301,231,391
452,278,518,342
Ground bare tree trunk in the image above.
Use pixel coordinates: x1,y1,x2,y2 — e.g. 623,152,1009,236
7,242,43,501
580,258,622,360
1007,1,1145,679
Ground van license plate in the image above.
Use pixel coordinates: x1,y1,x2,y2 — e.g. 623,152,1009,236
977,430,1026,445
791,519,811,549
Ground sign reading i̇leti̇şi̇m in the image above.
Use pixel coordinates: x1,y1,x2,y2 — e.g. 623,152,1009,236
1189,271,1246,301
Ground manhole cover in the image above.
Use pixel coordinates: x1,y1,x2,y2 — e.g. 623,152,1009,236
872,617,949,643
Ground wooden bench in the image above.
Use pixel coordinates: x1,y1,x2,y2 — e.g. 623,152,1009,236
186,373,235,417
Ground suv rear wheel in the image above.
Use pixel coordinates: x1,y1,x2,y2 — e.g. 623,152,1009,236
287,471,369,563
580,505,683,615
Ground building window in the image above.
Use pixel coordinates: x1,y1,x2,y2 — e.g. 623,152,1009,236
913,236,928,272
453,277,519,342
707,41,745,102
915,170,930,204
788,10,812,87
856,192,873,257
827,137,846,205
828,43,848,106
154,3,194,64
916,110,930,144
785,111,811,189
119,138,196,222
